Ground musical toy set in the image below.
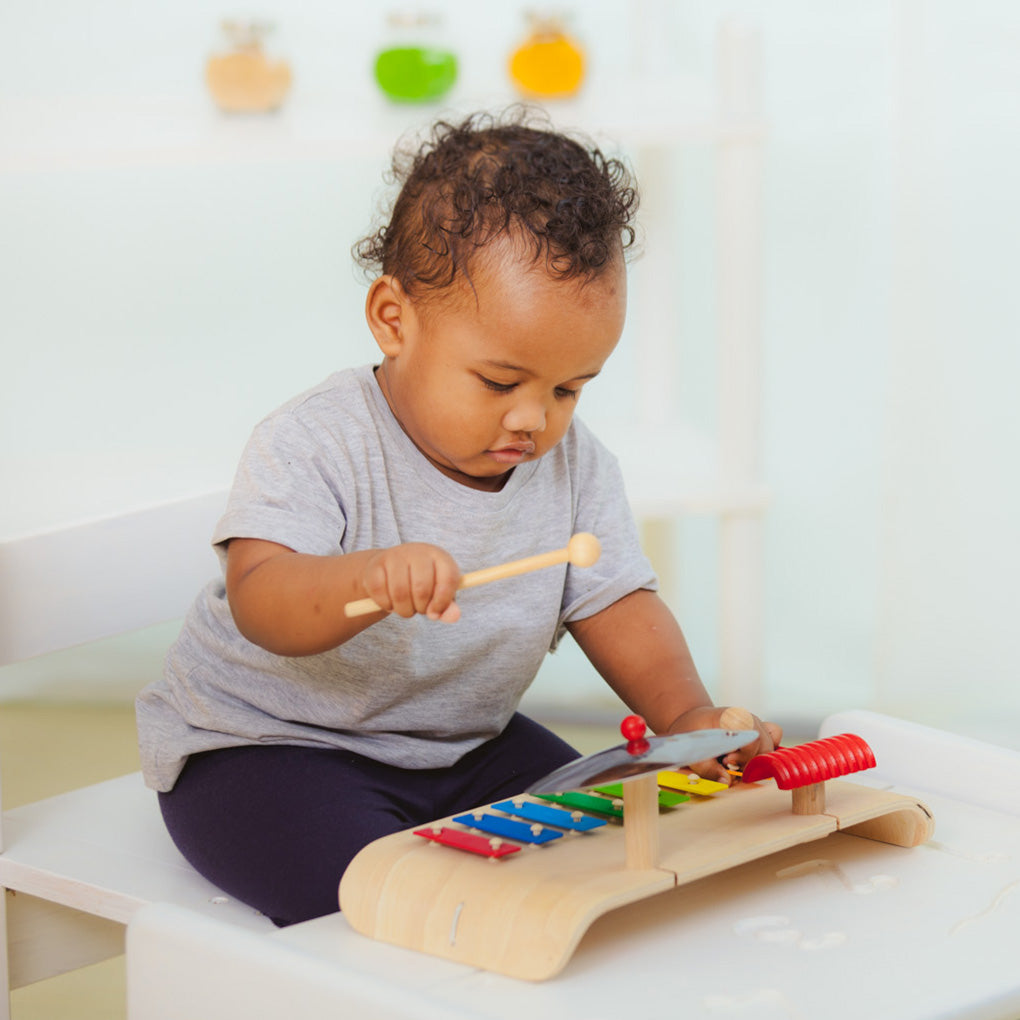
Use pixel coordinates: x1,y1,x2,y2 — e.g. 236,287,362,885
338,535,935,981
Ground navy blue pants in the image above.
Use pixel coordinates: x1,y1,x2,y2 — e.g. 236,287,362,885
158,713,578,926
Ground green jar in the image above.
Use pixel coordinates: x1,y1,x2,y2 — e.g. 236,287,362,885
374,45,457,102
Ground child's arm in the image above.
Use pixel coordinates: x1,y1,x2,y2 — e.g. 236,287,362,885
566,588,782,783
224,537,462,656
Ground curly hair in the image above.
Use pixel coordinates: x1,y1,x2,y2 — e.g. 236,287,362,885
353,108,638,297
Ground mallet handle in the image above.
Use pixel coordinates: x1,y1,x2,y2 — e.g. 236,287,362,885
343,535,598,618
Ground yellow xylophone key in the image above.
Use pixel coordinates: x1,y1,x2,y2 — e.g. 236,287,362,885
657,771,729,795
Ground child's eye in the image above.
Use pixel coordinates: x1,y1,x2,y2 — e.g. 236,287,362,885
480,376,516,393
555,387,580,401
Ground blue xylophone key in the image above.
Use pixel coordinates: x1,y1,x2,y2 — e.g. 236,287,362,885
491,799,607,832
453,812,563,845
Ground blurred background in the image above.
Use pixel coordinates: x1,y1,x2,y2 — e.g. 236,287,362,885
3,0,1019,747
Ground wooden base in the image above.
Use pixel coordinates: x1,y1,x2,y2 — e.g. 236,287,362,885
339,780,933,982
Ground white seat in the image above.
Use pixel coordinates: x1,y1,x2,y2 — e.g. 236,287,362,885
0,493,273,1019
126,903,474,1020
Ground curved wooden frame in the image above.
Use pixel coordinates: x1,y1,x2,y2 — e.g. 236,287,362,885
339,778,933,981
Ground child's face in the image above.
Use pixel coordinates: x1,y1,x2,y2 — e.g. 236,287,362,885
374,248,626,492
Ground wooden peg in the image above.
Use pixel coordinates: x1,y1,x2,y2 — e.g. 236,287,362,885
623,774,660,870
792,783,826,815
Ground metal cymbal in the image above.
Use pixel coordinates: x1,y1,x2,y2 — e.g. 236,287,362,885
527,728,759,794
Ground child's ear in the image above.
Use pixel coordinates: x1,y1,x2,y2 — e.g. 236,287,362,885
365,275,410,357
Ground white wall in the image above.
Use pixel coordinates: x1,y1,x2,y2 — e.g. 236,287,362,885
876,1,1020,741
738,0,1020,743
3,2,1019,747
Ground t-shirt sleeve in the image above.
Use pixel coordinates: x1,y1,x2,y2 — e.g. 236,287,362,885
557,425,658,628
212,412,348,566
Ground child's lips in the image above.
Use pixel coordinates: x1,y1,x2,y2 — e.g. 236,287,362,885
488,441,536,464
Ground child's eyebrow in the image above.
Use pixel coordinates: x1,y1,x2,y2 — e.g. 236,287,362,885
480,359,602,383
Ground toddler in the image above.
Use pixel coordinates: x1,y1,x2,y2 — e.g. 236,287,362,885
136,109,781,927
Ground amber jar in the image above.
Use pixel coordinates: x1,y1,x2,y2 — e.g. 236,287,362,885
206,21,292,114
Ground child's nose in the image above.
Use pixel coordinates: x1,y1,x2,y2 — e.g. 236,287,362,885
502,397,547,434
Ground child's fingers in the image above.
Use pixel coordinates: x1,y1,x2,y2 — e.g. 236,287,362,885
425,558,461,622
436,601,461,624
409,560,439,617
361,544,461,620
403,555,450,618
362,557,396,614
365,555,420,618
684,757,732,786
387,566,416,617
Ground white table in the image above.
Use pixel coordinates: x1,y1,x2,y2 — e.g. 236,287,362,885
127,711,1020,1020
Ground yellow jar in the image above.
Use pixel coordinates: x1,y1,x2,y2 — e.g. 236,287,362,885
509,14,585,99
206,21,292,114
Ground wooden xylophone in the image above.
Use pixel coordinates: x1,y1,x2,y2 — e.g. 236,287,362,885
338,734,934,981
412,771,728,859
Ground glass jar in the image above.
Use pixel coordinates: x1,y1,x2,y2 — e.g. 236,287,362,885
509,12,585,99
205,20,293,114
373,10,458,103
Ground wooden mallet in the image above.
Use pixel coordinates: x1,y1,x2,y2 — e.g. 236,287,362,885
343,532,602,618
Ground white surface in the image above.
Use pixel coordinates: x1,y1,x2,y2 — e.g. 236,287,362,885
0,772,269,933
126,712,1020,1020
127,903,477,1020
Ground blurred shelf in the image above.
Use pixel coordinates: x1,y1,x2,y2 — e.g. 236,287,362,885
605,422,769,518
0,81,764,174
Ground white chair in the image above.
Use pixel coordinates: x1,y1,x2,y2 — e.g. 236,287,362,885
0,492,274,1020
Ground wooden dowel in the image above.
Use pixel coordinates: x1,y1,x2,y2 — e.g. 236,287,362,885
623,773,660,870
343,533,601,618
792,782,826,815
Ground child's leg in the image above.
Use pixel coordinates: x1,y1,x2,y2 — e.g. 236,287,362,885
158,744,434,927
157,718,577,927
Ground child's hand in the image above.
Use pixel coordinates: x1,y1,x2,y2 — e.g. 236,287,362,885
666,705,783,785
361,543,462,622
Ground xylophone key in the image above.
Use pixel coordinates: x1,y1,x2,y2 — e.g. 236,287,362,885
490,799,607,832
453,812,563,845
413,826,522,858
594,782,691,807
536,791,624,819
656,772,729,795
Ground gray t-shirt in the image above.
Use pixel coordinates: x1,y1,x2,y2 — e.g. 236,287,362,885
136,365,656,792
